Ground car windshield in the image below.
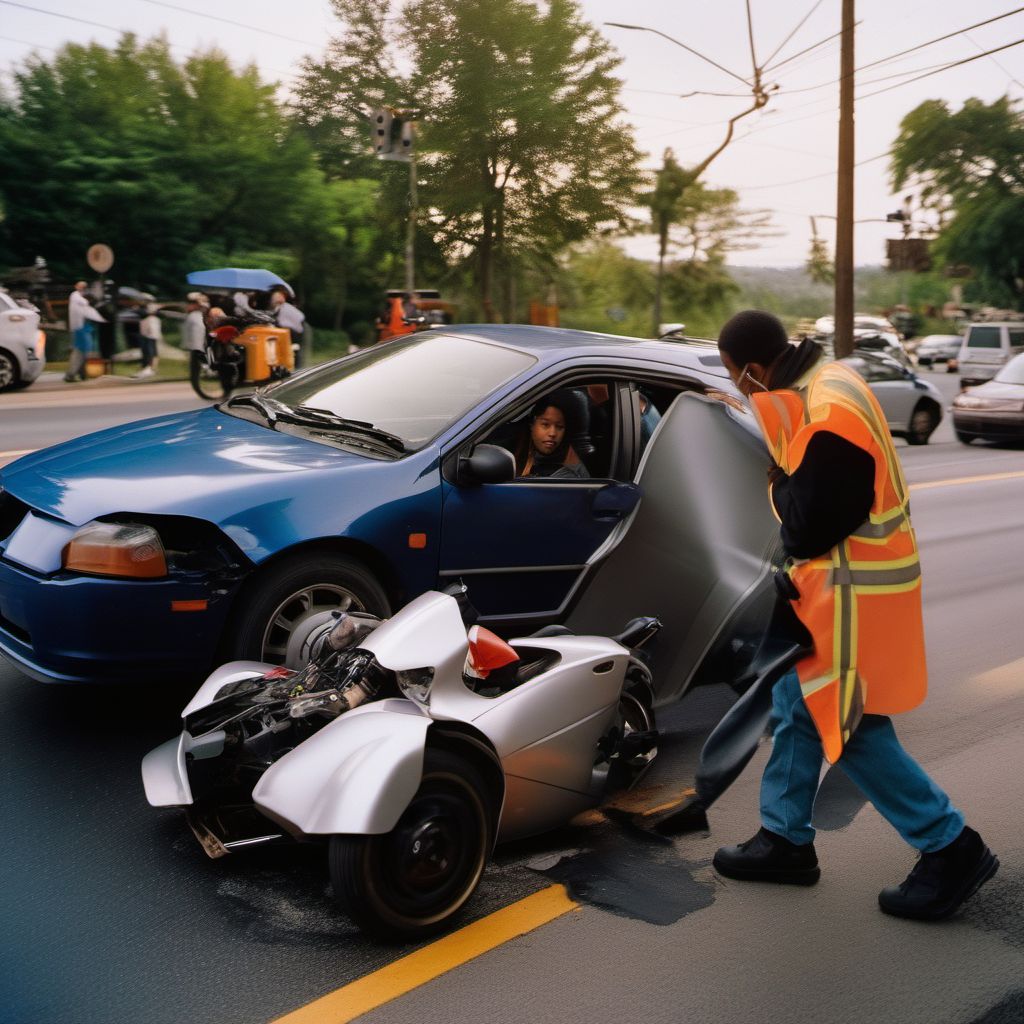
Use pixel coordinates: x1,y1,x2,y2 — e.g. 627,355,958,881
994,354,1024,384
252,333,535,449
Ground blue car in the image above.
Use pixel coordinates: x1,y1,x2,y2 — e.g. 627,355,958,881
0,326,783,698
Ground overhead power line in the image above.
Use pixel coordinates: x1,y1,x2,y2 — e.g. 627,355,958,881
762,0,827,68
857,4,1024,73
858,35,1024,98
965,30,1024,90
605,22,752,87
0,0,302,81
771,6,1024,95
133,0,317,48
740,151,890,191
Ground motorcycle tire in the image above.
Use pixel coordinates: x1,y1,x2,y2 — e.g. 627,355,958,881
226,551,390,666
190,356,230,401
329,748,492,941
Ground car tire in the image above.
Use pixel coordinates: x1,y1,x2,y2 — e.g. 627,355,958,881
954,428,974,445
228,551,390,665
906,403,939,446
329,748,492,941
0,349,19,391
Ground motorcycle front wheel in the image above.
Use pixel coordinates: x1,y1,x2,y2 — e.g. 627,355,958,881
329,748,491,941
190,352,236,401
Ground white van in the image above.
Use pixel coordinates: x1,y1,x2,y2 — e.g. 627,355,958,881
958,322,1024,386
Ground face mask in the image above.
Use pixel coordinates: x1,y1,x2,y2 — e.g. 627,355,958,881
740,363,769,393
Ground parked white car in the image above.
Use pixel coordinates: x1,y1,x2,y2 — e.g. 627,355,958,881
0,289,45,391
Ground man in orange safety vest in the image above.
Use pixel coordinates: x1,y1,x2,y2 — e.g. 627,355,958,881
712,310,997,921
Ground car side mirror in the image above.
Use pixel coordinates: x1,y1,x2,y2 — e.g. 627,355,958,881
458,444,515,486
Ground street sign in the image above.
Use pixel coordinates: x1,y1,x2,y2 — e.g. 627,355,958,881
87,243,114,274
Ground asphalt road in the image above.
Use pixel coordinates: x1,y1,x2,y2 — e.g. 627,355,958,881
1,371,1022,1024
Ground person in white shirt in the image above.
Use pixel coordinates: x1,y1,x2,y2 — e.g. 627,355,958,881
133,303,162,379
271,288,306,367
65,281,106,382
182,292,209,379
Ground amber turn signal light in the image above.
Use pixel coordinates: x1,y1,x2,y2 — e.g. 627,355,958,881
63,522,167,579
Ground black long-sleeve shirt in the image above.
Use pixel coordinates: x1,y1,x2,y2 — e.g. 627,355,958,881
770,431,876,559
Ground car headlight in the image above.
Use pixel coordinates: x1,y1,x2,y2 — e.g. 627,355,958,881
955,396,1024,412
62,521,167,578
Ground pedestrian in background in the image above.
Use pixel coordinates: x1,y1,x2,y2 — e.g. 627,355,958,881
271,287,305,368
712,309,998,921
65,280,105,382
182,292,208,378
133,303,161,379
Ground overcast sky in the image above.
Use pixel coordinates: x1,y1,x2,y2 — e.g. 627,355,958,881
1,0,1021,266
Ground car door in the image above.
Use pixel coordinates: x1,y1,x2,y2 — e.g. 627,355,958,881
565,390,781,704
859,359,917,429
438,379,643,622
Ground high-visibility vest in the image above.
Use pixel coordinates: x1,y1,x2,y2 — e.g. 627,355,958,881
750,360,927,763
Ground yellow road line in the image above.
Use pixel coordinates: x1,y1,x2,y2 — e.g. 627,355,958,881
909,469,1024,492
272,884,579,1024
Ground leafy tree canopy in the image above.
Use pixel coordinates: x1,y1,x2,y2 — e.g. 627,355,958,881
297,0,642,318
891,96,1024,307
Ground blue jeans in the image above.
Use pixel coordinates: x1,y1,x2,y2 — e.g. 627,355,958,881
760,669,964,853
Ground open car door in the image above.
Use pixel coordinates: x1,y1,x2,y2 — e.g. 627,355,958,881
566,391,783,705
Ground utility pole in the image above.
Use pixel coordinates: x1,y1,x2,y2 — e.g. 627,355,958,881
833,0,855,359
405,151,417,295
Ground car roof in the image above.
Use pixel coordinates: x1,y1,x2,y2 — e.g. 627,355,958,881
439,324,728,375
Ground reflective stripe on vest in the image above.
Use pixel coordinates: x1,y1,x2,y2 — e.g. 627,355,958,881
752,361,927,763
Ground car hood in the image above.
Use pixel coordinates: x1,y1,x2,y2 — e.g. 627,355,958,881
961,380,1024,401
0,408,376,527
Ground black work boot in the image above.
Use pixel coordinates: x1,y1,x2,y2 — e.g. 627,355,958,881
878,825,998,921
713,827,821,885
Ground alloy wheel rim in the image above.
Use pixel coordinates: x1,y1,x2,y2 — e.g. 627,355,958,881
260,583,362,664
0,354,14,388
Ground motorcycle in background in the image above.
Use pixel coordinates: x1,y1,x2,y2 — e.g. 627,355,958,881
142,585,660,939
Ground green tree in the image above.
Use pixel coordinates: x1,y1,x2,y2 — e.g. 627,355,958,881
0,35,323,293
299,0,642,319
891,96,1024,307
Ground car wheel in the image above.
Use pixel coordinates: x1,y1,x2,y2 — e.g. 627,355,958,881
0,349,19,391
329,748,491,941
229,552,390,665
906,403,939,445
954,428,974,445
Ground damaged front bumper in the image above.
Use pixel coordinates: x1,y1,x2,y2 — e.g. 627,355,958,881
142,728,284,858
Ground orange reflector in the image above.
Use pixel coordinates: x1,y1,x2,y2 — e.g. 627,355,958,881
408,533,427,549
171,600,208,613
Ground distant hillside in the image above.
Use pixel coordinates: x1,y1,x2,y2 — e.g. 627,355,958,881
727,265,900,324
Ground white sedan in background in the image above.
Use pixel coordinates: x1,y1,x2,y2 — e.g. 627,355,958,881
0,289,45,391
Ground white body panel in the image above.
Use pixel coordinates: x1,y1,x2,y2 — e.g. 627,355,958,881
253,699,431,836
181,661,270,718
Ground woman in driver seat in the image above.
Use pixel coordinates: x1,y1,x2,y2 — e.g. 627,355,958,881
515,394,589,479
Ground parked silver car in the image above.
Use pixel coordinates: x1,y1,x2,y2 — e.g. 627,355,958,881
952,352,1024,445
915,334,962,370
0,289,45,391
839,352,943,444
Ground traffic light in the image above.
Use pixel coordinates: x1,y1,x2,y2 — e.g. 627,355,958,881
369,107,415,161
371,108,393,156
